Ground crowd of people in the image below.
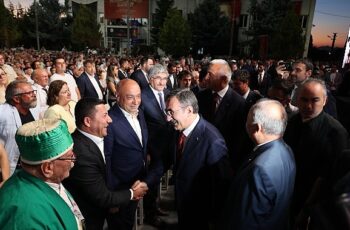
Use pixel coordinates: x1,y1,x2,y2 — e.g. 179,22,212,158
0,48,350,230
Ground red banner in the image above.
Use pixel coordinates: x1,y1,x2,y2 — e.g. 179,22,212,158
104,0,149,19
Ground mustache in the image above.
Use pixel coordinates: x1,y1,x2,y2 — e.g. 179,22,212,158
168,118,178,126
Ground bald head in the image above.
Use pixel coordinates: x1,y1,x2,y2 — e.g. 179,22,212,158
32,69,49,87
116,79,141,115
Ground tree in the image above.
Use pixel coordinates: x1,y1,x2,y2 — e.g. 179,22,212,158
189,0,230,56
0,2,20,48
151,0,174,47
71,5,102,50
159,9,191,58
19,0,71,49
246,0,293,58
270,9,304,59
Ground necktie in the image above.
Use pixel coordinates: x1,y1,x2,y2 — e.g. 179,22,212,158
258,74,263,84
210,92,220,121
42,87,48,94
158,92,165,112
177,132,186,161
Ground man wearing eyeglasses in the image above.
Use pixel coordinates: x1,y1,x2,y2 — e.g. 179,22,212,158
165,88,231,229
0,119,84,230
140,64,175,226
0,80,40,174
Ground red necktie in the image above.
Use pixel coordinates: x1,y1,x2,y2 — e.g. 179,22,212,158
210,93,220,121
177,132,186,161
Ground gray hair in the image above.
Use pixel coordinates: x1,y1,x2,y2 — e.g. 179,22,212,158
5,80,31,105
166,88,199,113
148,64,168,81
209,59,232,82
250,99,287,136
300,77,327,97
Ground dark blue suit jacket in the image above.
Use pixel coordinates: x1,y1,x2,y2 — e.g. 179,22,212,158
141,86,174,172
130,69,149,90
76,72,104,99
197,87,250,169
104,105,162,190
222,139,296,230
175,116,231,229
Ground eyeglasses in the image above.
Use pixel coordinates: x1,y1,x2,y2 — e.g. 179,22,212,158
56,153,76,162
14,90,37,96
165,107,185,116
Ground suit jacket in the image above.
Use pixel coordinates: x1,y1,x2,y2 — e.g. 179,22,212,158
222,139,296,230
196,87,249,170
245,89,263,109
166,74,178,90
63,130,131,230
76,72,104,99
105,105,162,190
130,69,149,90
175,117,231,229
118,69,128,80
141,86,174,172
250,71,272,96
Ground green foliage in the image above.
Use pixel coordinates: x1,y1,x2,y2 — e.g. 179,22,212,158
18,0,72,49
159,9,191,58
71,5,102,50
246,0,306,58
151,0,174,47
189,0,230,56
0,3,20,48
270,9,304,59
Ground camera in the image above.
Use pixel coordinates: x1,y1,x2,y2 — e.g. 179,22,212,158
279,62,293,71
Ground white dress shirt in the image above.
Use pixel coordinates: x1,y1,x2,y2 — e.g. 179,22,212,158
120,107,143,146
86,72,103,100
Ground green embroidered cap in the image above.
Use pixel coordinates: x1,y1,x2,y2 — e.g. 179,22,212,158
15,119,73,165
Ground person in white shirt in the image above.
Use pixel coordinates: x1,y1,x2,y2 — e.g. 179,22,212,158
32,69,49,117
49,57,81,102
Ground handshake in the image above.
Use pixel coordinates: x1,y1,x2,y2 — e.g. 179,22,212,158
131,180,148,200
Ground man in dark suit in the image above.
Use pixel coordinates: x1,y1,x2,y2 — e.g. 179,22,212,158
105,79,163,230
232,69,263,109
118,58,129,80
250,61,272,96
222,99,296,230
191,65,208,95
130,56,154,90
166,89,231,229
196,59,248,170
76,60,104,100
166,61,178,90
140,64,175,226
63,98,147,230
284,78,348,229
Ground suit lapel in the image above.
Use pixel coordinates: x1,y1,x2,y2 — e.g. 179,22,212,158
75,130,105,165
113,106,144,148
214,88,233,124
177,118,203,173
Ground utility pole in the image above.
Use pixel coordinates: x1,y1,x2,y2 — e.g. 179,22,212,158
328,32,337,55
34,0,40,50
126,0,131,56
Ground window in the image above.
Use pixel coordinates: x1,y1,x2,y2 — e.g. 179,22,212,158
239,14,248,28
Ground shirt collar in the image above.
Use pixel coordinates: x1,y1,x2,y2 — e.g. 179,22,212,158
214,85,229,98
78,129,104,145
182,114,200,137
119,106,138,118
243,88,250,99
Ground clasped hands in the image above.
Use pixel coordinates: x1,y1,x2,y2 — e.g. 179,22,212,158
131,180,148,200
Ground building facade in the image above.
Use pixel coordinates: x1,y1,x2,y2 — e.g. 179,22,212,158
70,0,315,57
